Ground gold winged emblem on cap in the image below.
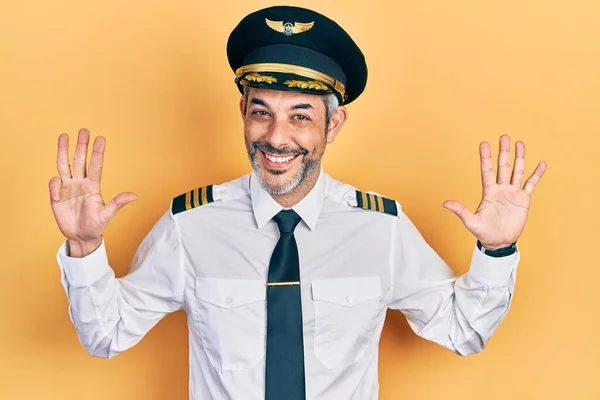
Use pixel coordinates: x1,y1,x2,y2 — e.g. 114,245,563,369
265,18,315,36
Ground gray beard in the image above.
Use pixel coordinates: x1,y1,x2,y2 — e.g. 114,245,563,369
248,150,321,195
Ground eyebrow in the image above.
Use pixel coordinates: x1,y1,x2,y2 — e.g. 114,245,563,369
249,98,314,111
290,103,314,111
250,98,268,107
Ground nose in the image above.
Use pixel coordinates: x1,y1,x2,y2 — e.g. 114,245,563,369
263,116,291,149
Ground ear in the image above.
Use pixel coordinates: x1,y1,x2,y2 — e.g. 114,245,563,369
239,96,246,121
325,106,348,144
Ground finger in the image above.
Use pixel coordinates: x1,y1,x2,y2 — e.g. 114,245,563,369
57,134,72,181
72,128,90,179
479,142,496,188
443,200,479,233
523,161,547,196
100,192,137,224
49,177,62,203
511,140,526,187
497,134,511,184
87,136,106,183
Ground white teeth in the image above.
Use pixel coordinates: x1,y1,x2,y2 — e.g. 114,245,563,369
265,153,295,163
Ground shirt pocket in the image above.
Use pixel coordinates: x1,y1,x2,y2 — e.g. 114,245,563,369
311,276,382,369
194,278,266,371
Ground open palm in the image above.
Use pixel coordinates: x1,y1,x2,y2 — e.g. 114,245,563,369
49,128,137,251
443,135,546,249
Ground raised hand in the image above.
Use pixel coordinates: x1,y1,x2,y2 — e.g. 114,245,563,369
443,135,546,249
49,128,137,257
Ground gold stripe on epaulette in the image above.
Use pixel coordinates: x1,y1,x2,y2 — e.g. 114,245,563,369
361,191,368,211
201,186,208,206
376,195,384,212
172,184,215,215
354,190,399,217
192,188,198,208
185,191,192,211
369,193,377,211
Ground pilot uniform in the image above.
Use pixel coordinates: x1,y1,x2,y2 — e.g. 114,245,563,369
57,5,519,400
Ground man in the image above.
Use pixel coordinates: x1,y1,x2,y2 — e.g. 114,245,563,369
49,5,547,400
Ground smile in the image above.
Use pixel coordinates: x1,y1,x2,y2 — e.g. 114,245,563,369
261,150,301,168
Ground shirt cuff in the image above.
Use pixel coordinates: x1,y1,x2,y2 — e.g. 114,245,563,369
56,239,111,287
467,243,520,287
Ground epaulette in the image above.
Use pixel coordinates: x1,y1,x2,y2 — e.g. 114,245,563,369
354,190,398,217
171,185,215,215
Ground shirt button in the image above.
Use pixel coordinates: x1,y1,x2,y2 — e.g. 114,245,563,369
346,296,353,304
225,297,233,305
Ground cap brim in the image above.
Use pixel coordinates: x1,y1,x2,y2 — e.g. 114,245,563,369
237,71,337,99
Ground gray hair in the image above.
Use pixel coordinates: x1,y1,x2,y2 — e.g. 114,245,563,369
323,93,339,131
242,86,339,130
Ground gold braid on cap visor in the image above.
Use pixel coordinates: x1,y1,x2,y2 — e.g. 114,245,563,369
235,63,347,101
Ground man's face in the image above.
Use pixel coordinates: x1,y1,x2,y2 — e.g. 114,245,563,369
241,87,343,195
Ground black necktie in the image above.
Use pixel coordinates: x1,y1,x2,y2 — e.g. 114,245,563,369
265,209,306,400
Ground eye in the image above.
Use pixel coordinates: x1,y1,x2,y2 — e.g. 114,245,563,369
251,110,270,116
293,114,310,121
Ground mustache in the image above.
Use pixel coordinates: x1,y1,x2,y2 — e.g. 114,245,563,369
251,141,308,156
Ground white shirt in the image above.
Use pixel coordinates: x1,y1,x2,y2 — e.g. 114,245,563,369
57,170,519,400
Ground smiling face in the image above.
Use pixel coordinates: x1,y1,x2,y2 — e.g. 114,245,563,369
240,87,347,197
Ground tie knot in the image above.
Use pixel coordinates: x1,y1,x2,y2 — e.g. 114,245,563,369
272,209,302,233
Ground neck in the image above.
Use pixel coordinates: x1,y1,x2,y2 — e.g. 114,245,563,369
271,168,320,208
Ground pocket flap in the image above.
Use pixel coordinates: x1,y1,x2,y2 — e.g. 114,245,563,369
195,278,266,308
312,277,381,306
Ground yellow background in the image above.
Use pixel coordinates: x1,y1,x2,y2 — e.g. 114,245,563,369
1,0,598,398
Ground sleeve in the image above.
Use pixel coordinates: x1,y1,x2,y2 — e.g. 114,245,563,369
388,209,520,356
56,211,184,359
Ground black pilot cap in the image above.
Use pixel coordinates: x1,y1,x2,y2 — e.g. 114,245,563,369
227,6,368,104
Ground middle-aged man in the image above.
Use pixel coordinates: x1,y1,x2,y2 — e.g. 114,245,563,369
49,5,547,400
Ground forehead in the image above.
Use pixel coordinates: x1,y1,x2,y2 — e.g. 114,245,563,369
246,87,325,109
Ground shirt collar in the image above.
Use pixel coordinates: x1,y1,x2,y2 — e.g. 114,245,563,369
250,168,327,230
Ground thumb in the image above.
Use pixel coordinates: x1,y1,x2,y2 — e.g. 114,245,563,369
443,200,479,233
48,177,62,203
100,192,137,224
